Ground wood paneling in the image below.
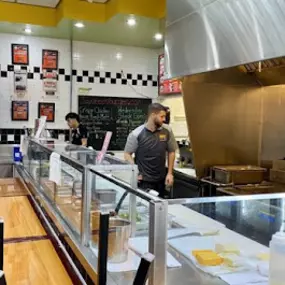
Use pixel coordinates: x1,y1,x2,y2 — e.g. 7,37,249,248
0,178,28,197
0,196,46,239
4,240,72,285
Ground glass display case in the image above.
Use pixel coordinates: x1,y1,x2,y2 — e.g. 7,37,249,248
18,138,169,285
166,194,285,285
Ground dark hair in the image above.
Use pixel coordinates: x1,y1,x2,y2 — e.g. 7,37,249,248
147,103,166,116
65,112,80,122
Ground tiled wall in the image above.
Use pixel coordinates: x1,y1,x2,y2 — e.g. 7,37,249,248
0,33,159,144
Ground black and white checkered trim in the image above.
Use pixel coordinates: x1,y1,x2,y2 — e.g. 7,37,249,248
0,65,158,87
0,128,70,144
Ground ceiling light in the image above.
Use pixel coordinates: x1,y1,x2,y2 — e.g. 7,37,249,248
75,22,85,28
115,53,122,60
127,17,136,27
154,33,163,41
24,27,32,34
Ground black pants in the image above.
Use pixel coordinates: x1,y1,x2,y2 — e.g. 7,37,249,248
138,180,169,198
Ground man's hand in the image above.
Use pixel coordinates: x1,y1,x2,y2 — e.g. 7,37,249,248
165,173,174,187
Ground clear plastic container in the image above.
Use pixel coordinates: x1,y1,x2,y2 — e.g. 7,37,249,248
269,231,285,285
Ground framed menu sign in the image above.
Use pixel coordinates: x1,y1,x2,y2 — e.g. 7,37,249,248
11,44,29,65
38,102,55,122
11,101,29,121
42,49,58,70
158,54,182,95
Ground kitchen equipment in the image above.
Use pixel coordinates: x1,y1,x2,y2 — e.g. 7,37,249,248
92,216,131,263
93,189,117,204
213,165,266,185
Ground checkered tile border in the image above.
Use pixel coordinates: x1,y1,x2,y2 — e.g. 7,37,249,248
0,64,158,87
0,128,70,144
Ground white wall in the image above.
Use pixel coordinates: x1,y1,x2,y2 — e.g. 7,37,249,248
158,94,189,140
0,33,159,132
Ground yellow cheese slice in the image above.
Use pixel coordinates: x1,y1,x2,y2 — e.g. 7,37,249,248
194,250,224,266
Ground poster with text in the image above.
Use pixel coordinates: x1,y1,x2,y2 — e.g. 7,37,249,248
38,102,55,122
43,70,58,95
158,54,182,95
11,101,29,121
12,44,29,65
42,49,58,70
14,70,28,98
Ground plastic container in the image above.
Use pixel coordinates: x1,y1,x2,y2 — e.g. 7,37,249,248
269,231,285,285
13,146,22,162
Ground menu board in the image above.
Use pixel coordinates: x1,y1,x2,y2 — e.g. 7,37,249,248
78,96,151,150
159,54,182,95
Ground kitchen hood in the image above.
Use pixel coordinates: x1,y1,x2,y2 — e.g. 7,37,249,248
165,0,285,79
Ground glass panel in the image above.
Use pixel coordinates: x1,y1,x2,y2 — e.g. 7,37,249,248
87,168,152,285
33,144,83,238
166,196,285,285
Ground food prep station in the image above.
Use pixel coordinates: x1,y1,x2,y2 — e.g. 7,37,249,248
0,139,282,285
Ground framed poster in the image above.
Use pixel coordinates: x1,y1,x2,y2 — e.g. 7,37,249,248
11,101,29,121
14,70,27,97
38,102,55,122
11,44,29,65
43,70,57,95
158,54,182,95
42,49,58,70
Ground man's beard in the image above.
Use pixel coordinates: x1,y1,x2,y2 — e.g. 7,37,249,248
154,119,162,128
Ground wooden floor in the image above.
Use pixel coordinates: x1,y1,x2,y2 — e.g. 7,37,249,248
0,178,73,285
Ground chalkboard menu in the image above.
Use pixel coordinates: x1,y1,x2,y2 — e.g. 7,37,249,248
78,96,151,150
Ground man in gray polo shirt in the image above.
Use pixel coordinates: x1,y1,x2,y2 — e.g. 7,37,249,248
124,103,178,198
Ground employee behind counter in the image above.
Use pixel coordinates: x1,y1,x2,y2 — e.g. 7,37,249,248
124,103,178,198
65,112,88,147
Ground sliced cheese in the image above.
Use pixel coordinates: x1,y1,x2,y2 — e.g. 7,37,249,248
194,251,224,266
192,250,213,258
215,243,240,255
219,253,242,268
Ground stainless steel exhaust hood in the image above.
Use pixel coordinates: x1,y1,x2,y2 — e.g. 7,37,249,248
165,0,285,78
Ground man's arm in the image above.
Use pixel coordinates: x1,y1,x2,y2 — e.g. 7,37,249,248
124,152,135,164
124,132,138,164
80,125,88,147
165,127,178,186
81,138,88,147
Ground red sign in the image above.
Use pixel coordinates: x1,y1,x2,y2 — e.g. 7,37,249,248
158,54,182,95
12,44,29,65
42,49,58,70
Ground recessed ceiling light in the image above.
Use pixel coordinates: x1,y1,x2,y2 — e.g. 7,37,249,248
24,27,32,34
127,17,136,27
154,33,163,41
75,22,85,28
115,53,122,60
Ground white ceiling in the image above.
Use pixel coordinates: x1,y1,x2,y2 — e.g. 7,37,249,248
0,0,60,8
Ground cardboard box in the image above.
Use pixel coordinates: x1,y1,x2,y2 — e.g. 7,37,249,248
270,169,285,184
272,160,285,171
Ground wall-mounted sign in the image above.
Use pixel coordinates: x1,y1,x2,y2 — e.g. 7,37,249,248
11,101,29,121
38,102,55,122
11,44,29,65
43,70,57,95
42,49,58,70
14,70,27,98
158,54,182,95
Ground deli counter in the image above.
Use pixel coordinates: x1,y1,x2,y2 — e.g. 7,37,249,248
5,139,284,285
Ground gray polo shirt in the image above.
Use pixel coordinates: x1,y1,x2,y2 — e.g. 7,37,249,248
124,124,178,182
